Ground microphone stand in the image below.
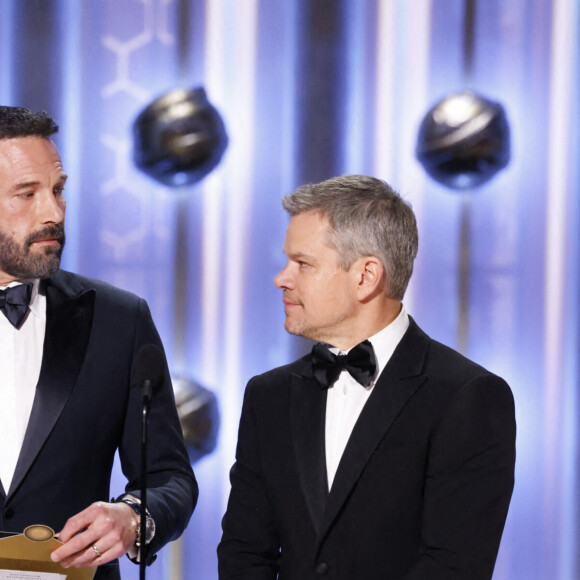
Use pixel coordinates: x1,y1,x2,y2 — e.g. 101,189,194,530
140,380,153,580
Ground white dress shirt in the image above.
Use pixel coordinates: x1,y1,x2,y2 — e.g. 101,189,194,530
0,279,45,493
325,305,409,489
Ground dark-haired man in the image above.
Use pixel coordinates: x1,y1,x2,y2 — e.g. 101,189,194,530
219,175,516,579
0,106,197,579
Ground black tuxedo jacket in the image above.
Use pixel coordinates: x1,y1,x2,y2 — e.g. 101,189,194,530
0,270,197,579
219,319,515,579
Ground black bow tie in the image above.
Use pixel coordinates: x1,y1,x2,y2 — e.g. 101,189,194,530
0,283,33,328
312,340,377,389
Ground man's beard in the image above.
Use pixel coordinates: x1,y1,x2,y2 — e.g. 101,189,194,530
0,224,65,280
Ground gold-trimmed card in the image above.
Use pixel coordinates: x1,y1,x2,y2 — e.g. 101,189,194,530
0,526,95,580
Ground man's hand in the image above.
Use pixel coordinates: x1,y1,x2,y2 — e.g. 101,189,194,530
50,501,139,568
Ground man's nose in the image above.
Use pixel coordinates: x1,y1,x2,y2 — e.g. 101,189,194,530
274,262,293,289
39,190,65,223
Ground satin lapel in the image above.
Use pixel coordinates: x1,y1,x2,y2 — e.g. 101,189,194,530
317,319,429,544
9,274,95,497
290,365,328,535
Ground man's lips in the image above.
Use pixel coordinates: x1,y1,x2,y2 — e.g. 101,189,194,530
27,225,65,248
31,238,61,246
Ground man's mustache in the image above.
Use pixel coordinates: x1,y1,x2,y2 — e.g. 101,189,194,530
26,224,65,246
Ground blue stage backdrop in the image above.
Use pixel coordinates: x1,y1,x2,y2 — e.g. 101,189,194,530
0,1,578,578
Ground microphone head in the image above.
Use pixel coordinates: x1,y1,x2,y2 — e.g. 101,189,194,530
134,344,166,394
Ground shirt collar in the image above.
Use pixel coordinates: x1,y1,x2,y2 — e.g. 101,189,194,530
329,304,410,387
28,279,46,321
366,304,409,380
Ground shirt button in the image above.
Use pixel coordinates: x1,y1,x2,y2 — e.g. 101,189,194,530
4,507,14,519
316,562,329,575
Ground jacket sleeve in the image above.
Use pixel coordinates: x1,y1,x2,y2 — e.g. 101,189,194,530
117,298,198,565
401,373,516,580
218,378,280,579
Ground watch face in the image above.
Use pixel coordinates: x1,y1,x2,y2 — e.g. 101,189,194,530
136,515,156,546
145,516,156,543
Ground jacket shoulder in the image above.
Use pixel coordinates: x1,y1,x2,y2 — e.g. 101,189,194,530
48,269,144,307
404,318,510,395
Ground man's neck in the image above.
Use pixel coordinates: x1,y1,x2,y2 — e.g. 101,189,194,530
326,299,403,351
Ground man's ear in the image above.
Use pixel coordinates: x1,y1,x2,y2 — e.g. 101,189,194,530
355,256,384,301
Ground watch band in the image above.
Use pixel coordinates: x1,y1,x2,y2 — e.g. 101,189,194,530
119,497,156,546
120,497,143,516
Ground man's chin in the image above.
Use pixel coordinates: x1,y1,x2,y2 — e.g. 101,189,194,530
284,319,315,341
13,256,61,280
39,257,61,278
284,319,301,337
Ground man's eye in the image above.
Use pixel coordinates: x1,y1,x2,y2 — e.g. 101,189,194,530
54,186,65,196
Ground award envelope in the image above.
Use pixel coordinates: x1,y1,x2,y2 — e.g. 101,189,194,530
0,525,96,580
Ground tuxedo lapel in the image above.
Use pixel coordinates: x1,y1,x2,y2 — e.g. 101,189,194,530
317,319,429,544
9,272,95,497
290,362,328,535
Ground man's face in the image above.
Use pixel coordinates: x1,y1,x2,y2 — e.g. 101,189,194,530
274,211,360,347
0,137,66,285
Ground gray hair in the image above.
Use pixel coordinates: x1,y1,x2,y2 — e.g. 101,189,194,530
0,106,59,140
282,175,418,299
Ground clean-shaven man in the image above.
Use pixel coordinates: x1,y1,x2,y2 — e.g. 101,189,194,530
219,174,515,579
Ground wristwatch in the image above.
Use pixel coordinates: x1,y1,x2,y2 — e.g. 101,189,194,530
119,497,156,546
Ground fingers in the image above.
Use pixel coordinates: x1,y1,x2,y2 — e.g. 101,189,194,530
51,501,139,568
55,535,125,568
56,541,108,569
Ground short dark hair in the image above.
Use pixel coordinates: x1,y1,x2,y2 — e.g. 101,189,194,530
0,106,59,139
282,175,419,300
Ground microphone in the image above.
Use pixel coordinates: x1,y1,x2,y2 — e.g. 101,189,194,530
133,344,165,578
134,344,165,404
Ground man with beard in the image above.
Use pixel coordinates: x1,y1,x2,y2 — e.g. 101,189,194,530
0,106,197,579
218,175,516,579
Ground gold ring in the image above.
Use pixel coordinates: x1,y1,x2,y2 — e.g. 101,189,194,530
92,544,101,557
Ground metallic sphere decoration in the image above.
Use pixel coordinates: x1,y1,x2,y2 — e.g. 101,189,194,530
416,90,510,190
172,375,220,465
133,87,228,187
